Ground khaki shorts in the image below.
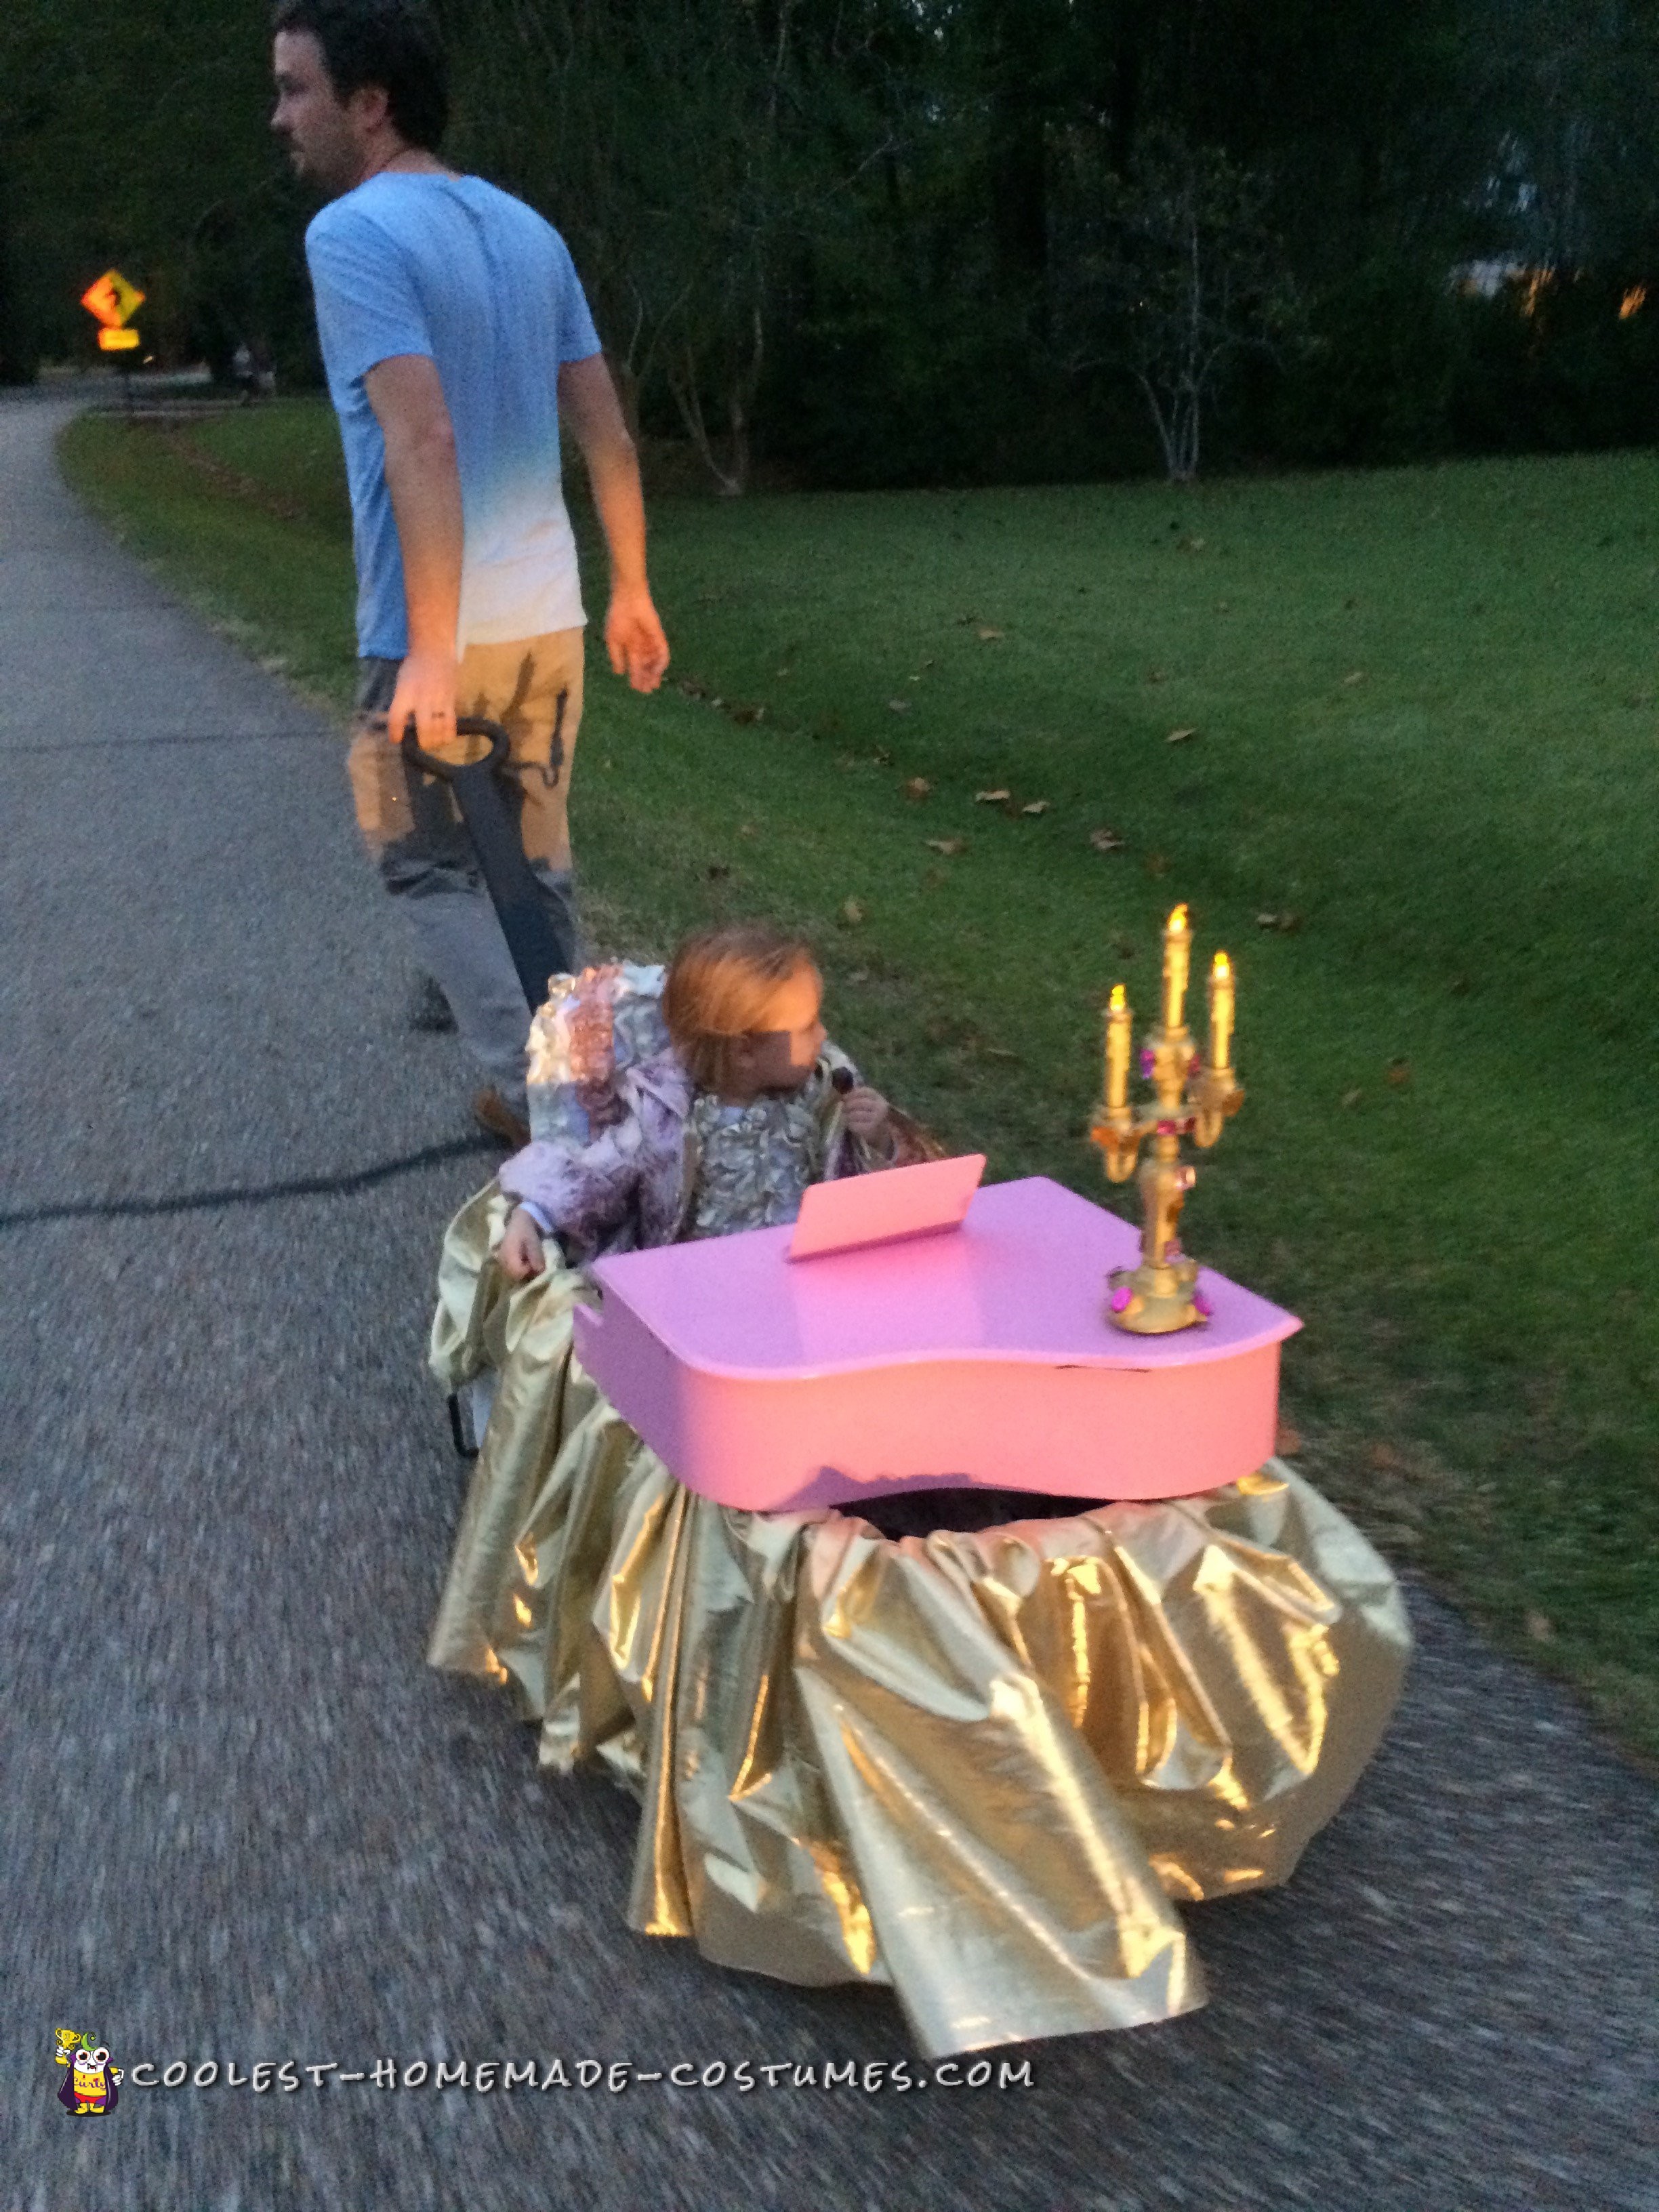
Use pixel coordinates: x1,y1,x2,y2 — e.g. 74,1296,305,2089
348,628,586,878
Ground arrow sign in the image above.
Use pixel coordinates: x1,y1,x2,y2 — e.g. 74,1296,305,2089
81,268,145,330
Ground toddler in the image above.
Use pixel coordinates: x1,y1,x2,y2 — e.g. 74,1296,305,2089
497,924,936,1279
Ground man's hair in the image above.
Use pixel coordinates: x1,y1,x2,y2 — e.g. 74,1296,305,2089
272,0,448,150
664,925,819,1096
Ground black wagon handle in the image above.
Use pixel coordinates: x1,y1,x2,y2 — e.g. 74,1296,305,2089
399,714,510,779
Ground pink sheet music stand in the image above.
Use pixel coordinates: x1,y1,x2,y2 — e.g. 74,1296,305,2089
788,1152,985,1258
573,1174,1300,1512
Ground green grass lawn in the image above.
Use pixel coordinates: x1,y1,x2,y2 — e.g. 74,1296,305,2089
60,398,1659,1761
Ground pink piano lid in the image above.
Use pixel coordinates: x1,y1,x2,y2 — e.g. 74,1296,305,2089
588,1174,1300,1382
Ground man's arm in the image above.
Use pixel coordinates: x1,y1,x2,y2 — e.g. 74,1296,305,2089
557,353,670,693
364,352,462,750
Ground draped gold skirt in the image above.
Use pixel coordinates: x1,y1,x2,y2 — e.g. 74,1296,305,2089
428,1188,1411,2057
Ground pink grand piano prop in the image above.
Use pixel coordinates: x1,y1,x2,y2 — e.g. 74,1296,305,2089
572,1162,1299,1513
574,903,1292,1511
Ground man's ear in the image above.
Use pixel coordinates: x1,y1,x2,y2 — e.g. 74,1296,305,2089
346,80,392,135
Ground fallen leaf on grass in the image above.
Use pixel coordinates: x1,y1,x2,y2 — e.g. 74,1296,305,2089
1341,670,1367,687
737,822,758,838
1145,668,1166,684
1386,1057,1412,1087
840,899,865,926
872,747,894,766
978,1044,1021,1064
1178,535,1206,553
1021,800,1052,816
1215,600,1231,613
975,787,1011,804
1274,1422,1303,1456
1089,827,1126,853
1166,726,1198,745
1255,909,1302,933
886,697,912,714
846,968,871,985
1368,1443,1405,1473
924,837,968,857
729,703,765,725
1525,1611,1556,1643
1144,851,1171,878
1112,937,1136,961
977,625,1006,642
903,776,933,801
705,863,731,881
1341,1088,1364,1108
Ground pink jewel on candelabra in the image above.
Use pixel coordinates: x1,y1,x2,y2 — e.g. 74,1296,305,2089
1109,1285,1133,1313
1139,1046,1156,1077
1192,1289,1213,1318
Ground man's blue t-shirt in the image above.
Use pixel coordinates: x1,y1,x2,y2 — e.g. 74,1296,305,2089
305,172,602,658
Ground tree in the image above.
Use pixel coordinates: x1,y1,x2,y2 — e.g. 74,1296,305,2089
1055,130,1302,481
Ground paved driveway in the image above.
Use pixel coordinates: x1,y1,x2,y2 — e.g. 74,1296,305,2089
1,393,1654,2211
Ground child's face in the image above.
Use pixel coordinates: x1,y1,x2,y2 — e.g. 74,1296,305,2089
728,967,826,1098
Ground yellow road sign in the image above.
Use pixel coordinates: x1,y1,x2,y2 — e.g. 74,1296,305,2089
98,327,141,352
81,268,145,329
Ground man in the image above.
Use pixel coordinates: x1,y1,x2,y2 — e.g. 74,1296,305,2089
270,0,670,1145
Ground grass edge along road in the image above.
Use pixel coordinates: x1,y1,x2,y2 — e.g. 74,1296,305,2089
57,399,1659,1765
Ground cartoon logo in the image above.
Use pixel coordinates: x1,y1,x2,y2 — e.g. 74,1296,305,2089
55,2029,121,2115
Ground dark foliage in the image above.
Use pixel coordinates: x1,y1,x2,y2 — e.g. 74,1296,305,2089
4,0,1659,478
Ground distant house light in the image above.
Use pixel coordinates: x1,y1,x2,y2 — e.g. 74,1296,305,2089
1452,258,1525,300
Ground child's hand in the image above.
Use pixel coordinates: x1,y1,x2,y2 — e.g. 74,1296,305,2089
840,1084,893,1147
498,1206,548,1281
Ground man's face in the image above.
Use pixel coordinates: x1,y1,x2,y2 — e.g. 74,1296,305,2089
272,30,373,195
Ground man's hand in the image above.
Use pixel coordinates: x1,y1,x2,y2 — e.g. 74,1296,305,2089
606,581,670,693
386,644,459,756
559,354,671,693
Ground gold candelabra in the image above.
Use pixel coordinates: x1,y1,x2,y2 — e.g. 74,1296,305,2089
1088,905,1244,1333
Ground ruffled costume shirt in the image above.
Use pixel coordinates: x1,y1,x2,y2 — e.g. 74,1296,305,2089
497,1044,921,1261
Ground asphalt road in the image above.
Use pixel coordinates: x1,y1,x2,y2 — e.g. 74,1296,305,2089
2,391,1655,2211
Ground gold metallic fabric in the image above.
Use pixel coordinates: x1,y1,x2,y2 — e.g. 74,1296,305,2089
428,1191,1411,2057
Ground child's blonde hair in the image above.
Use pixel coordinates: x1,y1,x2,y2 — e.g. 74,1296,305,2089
664,924,819,1095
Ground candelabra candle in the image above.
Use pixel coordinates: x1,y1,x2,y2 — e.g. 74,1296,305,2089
1161,904,1191,1031
1105,983,1131,1109
1208,951,1234,1069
